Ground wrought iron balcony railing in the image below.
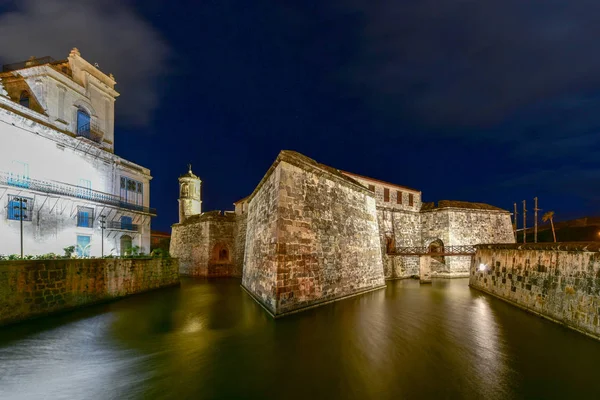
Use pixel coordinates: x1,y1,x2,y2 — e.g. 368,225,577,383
106,220,141,232
76,122,103,143
0,172,156,216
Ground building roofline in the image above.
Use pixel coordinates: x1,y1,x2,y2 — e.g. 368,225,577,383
339,170,421,193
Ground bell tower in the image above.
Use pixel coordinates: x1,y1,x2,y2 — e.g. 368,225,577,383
178,164,202,223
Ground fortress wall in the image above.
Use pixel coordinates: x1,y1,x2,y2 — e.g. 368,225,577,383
470,243,600,341
378,209,421,279
170,212,237,277
421,208,514,277
242,151,386,317
241,163,282,315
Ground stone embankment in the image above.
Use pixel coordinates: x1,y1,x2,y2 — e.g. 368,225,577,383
470,243,600,340
0,257,179,327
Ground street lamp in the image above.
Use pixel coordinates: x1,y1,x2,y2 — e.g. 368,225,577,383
100,214,106,257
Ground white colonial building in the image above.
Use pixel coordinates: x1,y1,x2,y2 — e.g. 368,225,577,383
0,48,154,257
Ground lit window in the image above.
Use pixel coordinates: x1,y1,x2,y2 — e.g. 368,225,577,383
77,206,94,228
19,91,29,108
120,176,143,205
7,195,33,221
76,235,91,257
76,109,91,135
121,216,133,230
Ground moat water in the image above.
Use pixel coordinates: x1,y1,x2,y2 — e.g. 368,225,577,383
1,278,600,400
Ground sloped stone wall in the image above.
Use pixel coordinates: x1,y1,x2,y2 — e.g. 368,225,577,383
0,257,179,327
242,164,281,314
242,151,386,317
470,243,600,340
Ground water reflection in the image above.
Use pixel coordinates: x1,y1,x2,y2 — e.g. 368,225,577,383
1,278,600,399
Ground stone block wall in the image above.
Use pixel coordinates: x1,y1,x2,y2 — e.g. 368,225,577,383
233,213,248,277
242,164,281,314
242,151,386,317
378,208,421,279
422,208,514,276
0,257,179,327
170,211,238,277
470,243,600,340
170,215,209,276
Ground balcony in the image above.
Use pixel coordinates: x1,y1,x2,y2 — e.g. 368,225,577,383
107,221,141,232
0,172,156,216
77,122,103,144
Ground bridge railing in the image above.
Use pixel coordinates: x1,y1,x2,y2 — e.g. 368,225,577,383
391,245,477,256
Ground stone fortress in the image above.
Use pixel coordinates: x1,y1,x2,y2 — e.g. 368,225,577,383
170,150,515,316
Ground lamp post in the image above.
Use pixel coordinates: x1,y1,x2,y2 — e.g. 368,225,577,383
100,214,106,257
19,197,23,259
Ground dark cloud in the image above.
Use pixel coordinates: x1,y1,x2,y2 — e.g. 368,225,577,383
339,0,600,127
0,0,170,126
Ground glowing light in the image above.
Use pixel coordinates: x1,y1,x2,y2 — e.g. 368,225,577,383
478,263,486,271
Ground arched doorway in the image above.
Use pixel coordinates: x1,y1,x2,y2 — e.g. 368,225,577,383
211,243,231,264
428,239,445,264
120,235,132,256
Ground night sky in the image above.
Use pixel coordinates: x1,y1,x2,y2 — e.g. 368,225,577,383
1,0,599,232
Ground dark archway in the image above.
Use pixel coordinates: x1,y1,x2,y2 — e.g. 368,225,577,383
428,239,445,264
210,243,231,264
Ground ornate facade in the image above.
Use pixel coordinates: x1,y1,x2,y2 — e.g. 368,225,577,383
0,49,154,257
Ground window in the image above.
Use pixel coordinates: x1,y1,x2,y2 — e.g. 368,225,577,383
7,195,33,221
77,206,94,228
19,91,29,108
76,109,91,135
120,177,143,206
368,184,375,192
120,235,132,255
76,235,91,257
384,188,390,202
121,216,133,230
409,193,414,206
397,190,403,204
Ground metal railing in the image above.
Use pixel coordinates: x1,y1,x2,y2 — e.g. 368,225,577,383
3,56,56,72
106,220,141,232
0,172,156,215
392,245,477,256
76,122,103,143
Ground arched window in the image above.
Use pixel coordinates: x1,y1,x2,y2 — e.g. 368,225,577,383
76,109,91,135
219,248,229,261
19,91,29,108
120,235,133,255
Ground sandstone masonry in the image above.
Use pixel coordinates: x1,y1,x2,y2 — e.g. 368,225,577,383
0,257,179,327
242,152,386,316
470,243,600,340
170,150,515,316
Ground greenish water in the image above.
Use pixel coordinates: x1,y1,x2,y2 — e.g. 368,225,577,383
1,278,599,400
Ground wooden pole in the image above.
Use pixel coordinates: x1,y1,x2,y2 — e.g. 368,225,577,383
522,200,527,243
513,202,518,241
534,197,538,243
